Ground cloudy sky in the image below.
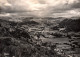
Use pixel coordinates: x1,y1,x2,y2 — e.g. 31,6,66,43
0,0,80,17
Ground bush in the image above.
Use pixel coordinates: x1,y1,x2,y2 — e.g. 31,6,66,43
52,33,63,37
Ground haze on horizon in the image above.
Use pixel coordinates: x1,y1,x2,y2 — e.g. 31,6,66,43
0,0,80,17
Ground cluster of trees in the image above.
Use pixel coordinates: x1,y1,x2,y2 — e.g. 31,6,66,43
0,37,58,57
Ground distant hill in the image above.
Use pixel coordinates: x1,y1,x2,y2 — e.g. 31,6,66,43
20,20,39,26
59,18,80,32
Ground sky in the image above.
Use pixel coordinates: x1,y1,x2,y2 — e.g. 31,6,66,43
0,0,80,17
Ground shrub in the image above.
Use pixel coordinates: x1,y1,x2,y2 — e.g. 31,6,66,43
52,33,63,37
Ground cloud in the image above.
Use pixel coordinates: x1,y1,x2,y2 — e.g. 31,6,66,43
0,0,80,17
71,0,80,8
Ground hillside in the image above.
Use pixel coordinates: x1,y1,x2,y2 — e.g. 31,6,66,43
0,19,58,57
0,17,80,57
59,18,80,32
